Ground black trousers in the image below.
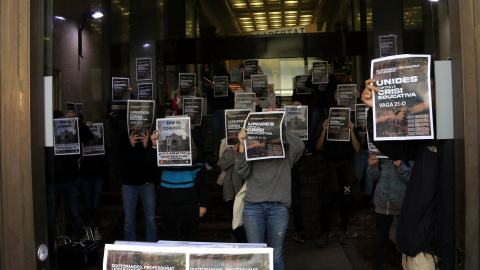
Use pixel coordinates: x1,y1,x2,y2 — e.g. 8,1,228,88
373,212,396,270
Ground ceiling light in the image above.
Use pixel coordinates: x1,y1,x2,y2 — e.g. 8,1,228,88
250,2,263,6
285,11,297,14
54,16,66,20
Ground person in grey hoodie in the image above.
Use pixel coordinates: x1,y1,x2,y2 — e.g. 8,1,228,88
235,123,304,270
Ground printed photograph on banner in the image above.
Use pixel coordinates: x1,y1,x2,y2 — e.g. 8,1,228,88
53,117,81,155
367,132,388,159
83,123,105,156
235,92,256,111
103,244,187,270
190,252,272,270
312,61,329,84
295,75,311,94
243,59,259,81
371,54,433,141
327,107,351,141
66,102,75,114
337,84,357,111
214,76,229,97
127,100,155,137
251,74,268,98
136,57,152,81
379,35,398,57
355,104,368,133
178,73,196,97
138,83,154,100
111,77,131,101
183,97,203,126
285,106,308,140
156,117,192,166
225,109,251,147
244,111,285,161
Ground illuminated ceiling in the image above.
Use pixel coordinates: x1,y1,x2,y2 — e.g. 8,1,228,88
200,0,352,35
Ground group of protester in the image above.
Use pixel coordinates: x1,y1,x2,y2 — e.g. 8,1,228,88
49,60,453,270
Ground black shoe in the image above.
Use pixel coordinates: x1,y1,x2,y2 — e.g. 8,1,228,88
293,232,306,243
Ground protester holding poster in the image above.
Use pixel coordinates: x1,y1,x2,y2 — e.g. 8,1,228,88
128,100,155,137
302,66,338,155
235,110,304,270
47,110,94,251
243,112,286,160
314,117,360,248
362,70,455,269
120,127,157,243
239,61,263,93
225,109,250,146
150,130,208,241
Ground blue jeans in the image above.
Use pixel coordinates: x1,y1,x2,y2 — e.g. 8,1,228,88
306,108,328,150
80,177,103,227
212,109,226,152
243,203,289,270
122,183,157,242
353,149,373,195
47,181,83,247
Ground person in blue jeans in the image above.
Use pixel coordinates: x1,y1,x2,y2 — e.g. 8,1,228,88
235,123,304,270
121,130,157,242
368,155,413,270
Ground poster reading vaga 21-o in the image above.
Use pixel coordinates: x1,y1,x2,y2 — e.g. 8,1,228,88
243,111,285,161
155,117,192,166
371,54,433,141
53,118,80,155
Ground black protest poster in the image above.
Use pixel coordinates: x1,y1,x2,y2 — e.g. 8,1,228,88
379,35,398,57
214,76,229,97
136,57,152,81
183,98,203,126
234,92,256,112
83,123,105,156
127,100,155,137
179,73,196,97
244,111,285,161
138,83,154,100
112,77,131,101
225,109,251,147
251,74,268,98
295,75,310,94
243,59,258,81
327,107,351,141
312,61,328,84
337,84,357,111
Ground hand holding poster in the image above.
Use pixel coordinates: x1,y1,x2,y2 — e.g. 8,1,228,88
312,61,329,84
179,73,196,97
225,109,251,146
284,106,308,140
214,76,229,97
127,100,155,137
367,132,387,159
83,123,105,156
183,97,203,126
54,118,81,155
243,111,285,161
327,107,351,141
235,92,256,111
295,75,310,94
337,84,357,111
155,117,192,166
112,77,131,101
371,54,433,141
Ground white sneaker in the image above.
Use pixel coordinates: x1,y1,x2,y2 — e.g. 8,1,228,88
94,230,102,241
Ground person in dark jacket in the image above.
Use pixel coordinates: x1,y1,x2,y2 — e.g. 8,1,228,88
121,130,157,242
303,66,338,155
47,110,94,250
362,78,454,270
150,131,208,241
